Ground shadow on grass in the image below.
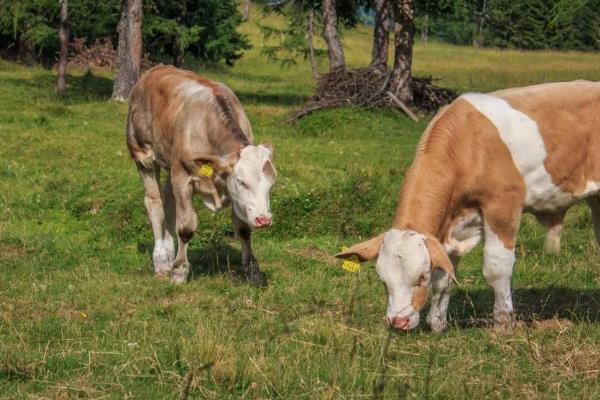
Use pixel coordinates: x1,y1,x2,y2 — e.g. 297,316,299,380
138,240,265,284
235,90,307,107
188,243,243,278
446,286,600,328
3,68,308,108
2,70,113,104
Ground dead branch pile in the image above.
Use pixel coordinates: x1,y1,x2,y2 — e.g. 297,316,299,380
67,37,154,71
289,67,456,121
68,38,117,70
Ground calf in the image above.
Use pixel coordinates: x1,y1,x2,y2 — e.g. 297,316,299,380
126,65,277,286
337,81,600,331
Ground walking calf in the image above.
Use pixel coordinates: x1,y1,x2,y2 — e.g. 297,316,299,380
127,65,276,286
337,81,600,331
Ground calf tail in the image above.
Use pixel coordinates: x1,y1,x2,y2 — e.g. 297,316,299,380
126,108,154,168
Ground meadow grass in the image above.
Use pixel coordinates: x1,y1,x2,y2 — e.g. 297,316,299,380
1,12,600,399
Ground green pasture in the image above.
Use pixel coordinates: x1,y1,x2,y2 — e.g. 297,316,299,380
1,19,600,399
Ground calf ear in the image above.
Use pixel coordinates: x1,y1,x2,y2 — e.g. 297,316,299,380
425,236,458,284
262,141,274,157
263,159,277,180
193,153,239,176
335,234,384,262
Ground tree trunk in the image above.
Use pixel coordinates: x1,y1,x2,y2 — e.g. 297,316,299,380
307,8,318,80
473,0,487,48
371,0,390,71
321,0,345,72
421,14,429,43
242,0,251,21
173,4,186,68
112,0,143,103
391,0,415,104
56,0,69,95
173,37,184,68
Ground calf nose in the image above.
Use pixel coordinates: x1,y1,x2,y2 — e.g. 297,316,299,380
390,316,411,331
255,215,272,228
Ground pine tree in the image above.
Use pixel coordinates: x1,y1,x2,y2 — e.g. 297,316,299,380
510,0,550,50
573,0,600,50
547,0,585,50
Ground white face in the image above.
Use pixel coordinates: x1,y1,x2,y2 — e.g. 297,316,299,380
376,229,431,331
227,144,277,228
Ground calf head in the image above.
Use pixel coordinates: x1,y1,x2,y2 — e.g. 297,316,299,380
191,143,277,226
336,229,456,331
227,143,277,229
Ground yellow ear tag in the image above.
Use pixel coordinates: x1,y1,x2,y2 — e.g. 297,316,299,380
340,246,361,273
198,164,214,178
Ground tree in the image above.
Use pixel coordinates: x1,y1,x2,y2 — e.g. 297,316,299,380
56,0,68,95
322,0,345,71
259,1,325,73
307,8,319,78
112,0,142,102
547,0,586,50
391,0,415,104
144,0,250,67
472,0,487,47
414,0,451,43
371,0,391,70
243,0,251,21
510,0,549,50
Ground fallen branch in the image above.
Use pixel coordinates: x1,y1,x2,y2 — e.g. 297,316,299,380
387,91,419,122
286,99,346,122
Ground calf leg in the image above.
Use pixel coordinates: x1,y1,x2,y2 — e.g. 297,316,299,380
233,211,266,287
170,169,197,285
586,196,600,246
161,174,177,268
137,163,173,277
426,255,458,332
535,211,565,255
482,203,521,328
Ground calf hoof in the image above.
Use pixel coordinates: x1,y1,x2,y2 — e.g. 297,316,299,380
171,262,190,285
493,311,516,332
427,316,448,333
153,248,174,275
245,270,267,288
155,270,170,279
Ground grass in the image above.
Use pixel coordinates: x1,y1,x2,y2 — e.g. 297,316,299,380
1,12,600,399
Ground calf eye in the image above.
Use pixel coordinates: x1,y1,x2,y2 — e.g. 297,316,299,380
236,178,248,188
416,274,426,287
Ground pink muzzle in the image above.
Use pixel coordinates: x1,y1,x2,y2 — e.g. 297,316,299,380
389,316,411,331
255,215,272,228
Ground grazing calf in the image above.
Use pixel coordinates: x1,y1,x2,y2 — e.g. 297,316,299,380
337,81,600,331
127,65,277,286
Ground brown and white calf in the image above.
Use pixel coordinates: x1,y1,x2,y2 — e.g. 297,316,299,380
126,65,277,286
337,81,600,332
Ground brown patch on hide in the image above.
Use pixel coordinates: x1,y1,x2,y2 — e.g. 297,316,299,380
411,285,428,311
391,99,525,249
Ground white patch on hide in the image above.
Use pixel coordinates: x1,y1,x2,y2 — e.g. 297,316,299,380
462,93,574,212
444,211,482,256
177,81,214,103
580,181,600,198
482,221,515,316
